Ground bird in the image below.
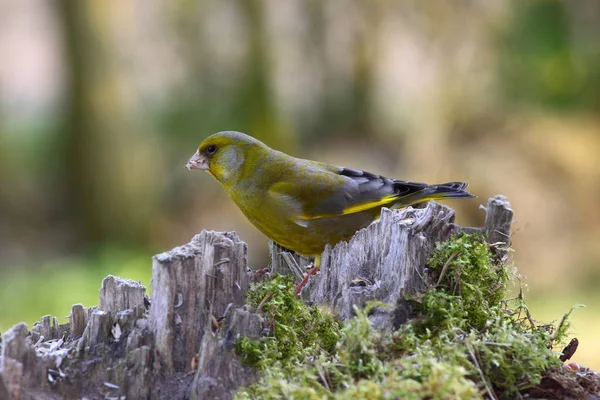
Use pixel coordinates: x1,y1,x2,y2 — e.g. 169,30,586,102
186,131,475,291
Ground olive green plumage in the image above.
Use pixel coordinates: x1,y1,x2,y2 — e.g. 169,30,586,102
186,131,475,257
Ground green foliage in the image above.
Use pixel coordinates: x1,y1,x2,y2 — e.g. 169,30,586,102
235,233,577,400
500,0,600,109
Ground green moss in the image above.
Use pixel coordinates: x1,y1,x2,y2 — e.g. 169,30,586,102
415,232,509,333
236,274,341,368
467,319,558,393
235,233,578,400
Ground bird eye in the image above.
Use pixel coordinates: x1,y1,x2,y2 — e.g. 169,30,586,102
206,144,217,155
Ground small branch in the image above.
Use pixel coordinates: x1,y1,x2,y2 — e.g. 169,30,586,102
467,345,498,400
256,292,274,313
435,251,461,287
316,364,330,391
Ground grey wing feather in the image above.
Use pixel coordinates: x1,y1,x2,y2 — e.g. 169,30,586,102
292,163,473,220
311,166,399,216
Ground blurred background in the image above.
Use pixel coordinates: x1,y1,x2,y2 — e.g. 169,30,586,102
1,0,599,368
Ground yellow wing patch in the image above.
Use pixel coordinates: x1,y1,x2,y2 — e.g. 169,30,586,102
298,194,398,220
340,195,399,215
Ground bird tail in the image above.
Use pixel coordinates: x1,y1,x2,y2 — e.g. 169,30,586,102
393,181,475,207
427,181,476,199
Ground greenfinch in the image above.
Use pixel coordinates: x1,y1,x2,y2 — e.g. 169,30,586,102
186,131,474,262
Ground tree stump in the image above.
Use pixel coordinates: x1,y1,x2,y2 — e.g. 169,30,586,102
0,197,514,399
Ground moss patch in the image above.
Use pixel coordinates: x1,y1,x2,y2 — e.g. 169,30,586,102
237,274,341,368
235,233,586,399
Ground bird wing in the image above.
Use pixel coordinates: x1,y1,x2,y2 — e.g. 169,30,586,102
268,161,431,222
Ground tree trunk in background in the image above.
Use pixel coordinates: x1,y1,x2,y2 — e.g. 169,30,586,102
236,0,297,153
349,0,381,136
55,1,159,247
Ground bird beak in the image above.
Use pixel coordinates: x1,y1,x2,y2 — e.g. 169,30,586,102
185,151,209,170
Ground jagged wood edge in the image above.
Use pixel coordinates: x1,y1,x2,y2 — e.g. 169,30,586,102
0,196,514,399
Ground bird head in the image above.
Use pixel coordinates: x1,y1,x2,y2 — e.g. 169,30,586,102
186,131,266,184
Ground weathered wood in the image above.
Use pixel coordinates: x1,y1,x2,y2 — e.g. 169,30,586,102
81,309,111,348
0,230,254,399
303,201,457,329
99,275,146,313
149,230,250,374
0,198,517,399
0,323,46,400
451,195,513,246
0,373,8,400
484,195,513,254
191,308,263,400
69,304,86,339
278,195,514,329
269,240,313,279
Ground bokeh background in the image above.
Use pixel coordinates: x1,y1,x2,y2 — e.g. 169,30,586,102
1,0,599,368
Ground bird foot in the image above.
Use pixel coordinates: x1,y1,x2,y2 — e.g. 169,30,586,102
255,267,271,275
294,265,319,297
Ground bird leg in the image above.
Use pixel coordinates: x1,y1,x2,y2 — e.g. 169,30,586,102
295,263,319,297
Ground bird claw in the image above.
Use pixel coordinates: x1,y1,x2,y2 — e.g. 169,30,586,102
255,267,271,275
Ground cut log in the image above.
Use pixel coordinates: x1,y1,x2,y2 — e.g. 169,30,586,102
0,198,516,399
